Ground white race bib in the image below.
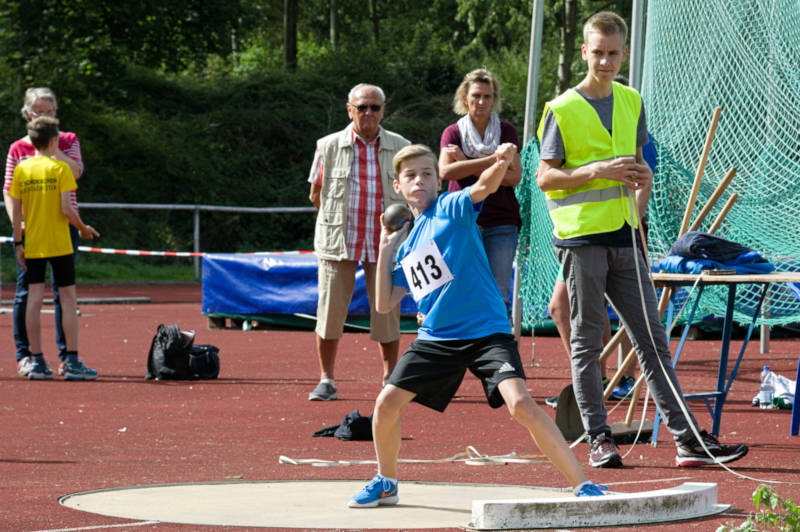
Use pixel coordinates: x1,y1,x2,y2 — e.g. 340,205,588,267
399,239,454,301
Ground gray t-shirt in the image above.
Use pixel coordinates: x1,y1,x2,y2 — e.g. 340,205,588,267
540,89,648,161
540,88,648,247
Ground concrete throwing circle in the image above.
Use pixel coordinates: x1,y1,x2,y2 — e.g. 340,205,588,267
60,480,728,529
60,480,569,529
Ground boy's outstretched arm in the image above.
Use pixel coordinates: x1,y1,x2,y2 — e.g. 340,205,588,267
61,191,99,239
469,143,517,204
375,214,409,314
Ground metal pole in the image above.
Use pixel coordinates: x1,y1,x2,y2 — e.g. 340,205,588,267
629,0,646,90
512,0,545,342
760,297,770,354
522,0,545,145
193,207,200,280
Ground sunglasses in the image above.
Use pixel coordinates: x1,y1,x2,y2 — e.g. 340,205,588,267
351,104,383,113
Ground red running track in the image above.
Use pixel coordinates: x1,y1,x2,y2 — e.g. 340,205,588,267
1,283,798,531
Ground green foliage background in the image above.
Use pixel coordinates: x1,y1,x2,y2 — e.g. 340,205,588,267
0,0,629,279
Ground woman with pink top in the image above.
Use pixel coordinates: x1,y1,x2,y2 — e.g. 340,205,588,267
4,87,95,380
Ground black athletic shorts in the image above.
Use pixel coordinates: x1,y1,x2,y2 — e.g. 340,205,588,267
26,254,75,286
386,333,526,412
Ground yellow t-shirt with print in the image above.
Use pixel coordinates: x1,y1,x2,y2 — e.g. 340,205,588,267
9,156,77,258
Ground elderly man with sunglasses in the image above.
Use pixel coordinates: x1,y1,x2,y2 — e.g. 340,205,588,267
307,83,410,401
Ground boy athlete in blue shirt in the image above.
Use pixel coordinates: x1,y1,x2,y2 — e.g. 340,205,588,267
348,144,605,508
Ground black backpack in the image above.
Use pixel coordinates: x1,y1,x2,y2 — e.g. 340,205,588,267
145,323,220,380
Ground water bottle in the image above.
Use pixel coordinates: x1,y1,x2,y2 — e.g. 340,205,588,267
758,366,774,409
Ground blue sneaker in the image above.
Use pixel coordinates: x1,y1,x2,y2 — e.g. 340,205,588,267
28,360,54,380
574,481,608,497
348,475,399,508
609,375,635,400
63,359,98,381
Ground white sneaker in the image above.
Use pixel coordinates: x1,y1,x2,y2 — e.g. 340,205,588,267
17,356,32,377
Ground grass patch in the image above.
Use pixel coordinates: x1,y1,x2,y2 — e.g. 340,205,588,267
1,252,197,285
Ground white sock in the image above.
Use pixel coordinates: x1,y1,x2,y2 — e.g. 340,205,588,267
320,378,334,385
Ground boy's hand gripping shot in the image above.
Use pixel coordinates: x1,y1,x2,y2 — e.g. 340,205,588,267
348,144,605,509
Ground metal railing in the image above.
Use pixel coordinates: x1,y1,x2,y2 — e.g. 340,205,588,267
79,202,317,279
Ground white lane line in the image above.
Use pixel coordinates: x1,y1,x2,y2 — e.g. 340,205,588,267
30,521,159,532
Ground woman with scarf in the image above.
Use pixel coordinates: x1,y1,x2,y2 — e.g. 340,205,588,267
439,68,522,318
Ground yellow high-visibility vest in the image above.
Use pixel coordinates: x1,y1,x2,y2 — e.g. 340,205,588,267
537,82,641,240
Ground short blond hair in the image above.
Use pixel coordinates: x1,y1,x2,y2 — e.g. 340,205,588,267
452,68,502,115
583,11,628,44
392,144,438,177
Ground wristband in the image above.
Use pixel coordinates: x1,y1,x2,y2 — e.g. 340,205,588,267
14,241,23,246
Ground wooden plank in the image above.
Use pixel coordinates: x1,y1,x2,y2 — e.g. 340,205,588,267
652,272,800,284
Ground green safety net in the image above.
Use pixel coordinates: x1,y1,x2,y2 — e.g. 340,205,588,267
516,0,800,329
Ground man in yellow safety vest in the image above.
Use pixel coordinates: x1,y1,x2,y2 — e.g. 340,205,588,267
536,11,748,469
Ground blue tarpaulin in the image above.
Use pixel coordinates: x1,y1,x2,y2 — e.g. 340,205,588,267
202,252,419,317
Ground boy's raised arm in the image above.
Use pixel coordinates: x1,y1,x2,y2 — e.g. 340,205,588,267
469,143,517,204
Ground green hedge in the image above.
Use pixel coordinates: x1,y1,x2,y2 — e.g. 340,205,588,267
0,45,529,258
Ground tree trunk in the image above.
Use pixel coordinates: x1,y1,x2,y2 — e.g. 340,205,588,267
368,0,379,45
330,0,338,49
283,0,298,71
557,0,578,94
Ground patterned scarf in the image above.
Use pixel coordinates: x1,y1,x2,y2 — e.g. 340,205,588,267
457,112,501,158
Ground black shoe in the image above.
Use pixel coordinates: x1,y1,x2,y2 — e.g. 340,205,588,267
590,434,623,468
676,430,748,467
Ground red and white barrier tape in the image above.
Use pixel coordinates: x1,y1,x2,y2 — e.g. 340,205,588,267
78,246,201,257
0,237,312,256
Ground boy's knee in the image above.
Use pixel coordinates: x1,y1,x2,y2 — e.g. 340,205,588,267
504,391,535,421
375,388,405,418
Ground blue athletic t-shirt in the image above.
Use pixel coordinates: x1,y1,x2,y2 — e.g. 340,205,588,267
391,188,511,341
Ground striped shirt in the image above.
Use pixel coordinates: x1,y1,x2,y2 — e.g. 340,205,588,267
5,132,84,212
308,130,383,262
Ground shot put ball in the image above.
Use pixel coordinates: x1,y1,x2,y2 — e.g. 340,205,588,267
384,203,412,232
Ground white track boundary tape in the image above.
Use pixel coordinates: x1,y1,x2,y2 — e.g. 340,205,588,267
31,521,159,532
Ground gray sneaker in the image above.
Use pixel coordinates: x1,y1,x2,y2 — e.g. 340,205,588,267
308,381,337,401
589,433,623,468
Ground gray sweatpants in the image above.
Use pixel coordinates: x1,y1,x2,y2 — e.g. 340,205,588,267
557,245,698,444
